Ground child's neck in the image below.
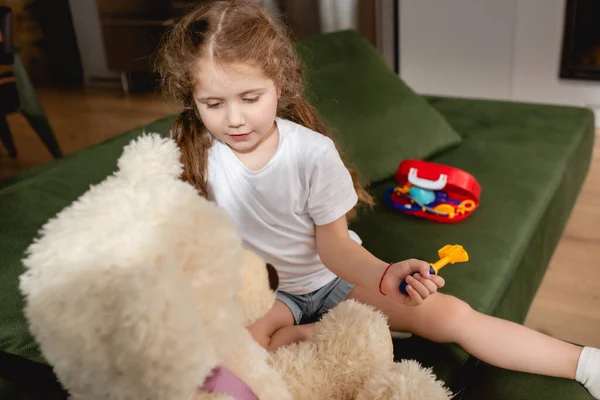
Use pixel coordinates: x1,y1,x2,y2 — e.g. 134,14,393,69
231,122,279,172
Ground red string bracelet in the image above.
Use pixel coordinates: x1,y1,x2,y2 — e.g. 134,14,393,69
378,262,394,296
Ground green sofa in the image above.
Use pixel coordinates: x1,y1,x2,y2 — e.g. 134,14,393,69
0,31,595,399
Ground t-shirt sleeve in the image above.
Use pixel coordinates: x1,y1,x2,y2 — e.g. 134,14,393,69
308,139,359,225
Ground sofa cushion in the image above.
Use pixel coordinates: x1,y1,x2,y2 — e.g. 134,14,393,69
296,30,462,184
462,361,593,400
349,97,595,391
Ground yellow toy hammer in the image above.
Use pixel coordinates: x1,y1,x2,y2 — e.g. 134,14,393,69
400,245,469,295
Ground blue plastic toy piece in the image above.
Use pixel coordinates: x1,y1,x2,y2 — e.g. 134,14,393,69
409,186,435,205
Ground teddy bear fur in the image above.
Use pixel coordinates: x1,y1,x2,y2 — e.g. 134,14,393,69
19,134,290,400
267,299,452,400
19,133,451,400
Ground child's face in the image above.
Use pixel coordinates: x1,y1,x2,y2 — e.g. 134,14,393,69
194,60,280,154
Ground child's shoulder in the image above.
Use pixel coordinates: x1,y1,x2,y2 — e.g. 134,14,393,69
277,117,335,154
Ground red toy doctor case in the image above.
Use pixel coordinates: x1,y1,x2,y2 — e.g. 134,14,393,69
384,160,481,223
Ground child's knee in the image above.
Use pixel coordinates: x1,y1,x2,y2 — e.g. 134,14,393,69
247,325,272,349
441,294,474,321
298,323,314,341
429,294,475,340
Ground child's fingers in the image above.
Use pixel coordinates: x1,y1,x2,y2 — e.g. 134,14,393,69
413,273,438,294
413,273,445,290
405,285,423,305
419,265,432,278
430,275,445,288
402,259,433,277
405,275,430,299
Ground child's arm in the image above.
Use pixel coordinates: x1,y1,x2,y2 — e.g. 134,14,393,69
315,216,444,305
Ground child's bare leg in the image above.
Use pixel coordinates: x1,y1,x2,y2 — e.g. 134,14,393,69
269,324,314,351
247,300,313,352
348,287,580,379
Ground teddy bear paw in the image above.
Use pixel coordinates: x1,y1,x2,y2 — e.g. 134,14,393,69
356,360,453,400
312,299,394,363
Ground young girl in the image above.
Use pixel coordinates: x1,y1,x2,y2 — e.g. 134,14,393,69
155,0,599,397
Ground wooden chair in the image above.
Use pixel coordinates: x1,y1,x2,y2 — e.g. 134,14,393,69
0,6,62,158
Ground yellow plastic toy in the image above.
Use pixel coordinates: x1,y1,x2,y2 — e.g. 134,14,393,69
400,245,469,295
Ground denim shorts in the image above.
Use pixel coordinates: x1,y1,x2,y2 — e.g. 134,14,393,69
276,277,355,325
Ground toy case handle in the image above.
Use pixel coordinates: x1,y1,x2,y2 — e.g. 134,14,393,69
408,168,448,190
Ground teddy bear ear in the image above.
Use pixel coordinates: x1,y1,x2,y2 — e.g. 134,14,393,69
116,133,183,183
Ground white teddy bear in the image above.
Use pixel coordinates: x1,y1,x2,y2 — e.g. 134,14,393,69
19,134,451,400
19,134,290,400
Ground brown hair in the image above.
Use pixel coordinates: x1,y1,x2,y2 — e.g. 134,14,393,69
154,0,373,218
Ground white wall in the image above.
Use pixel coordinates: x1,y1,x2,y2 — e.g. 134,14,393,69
511,0,600,110
400,0,518,101
399,0,600,126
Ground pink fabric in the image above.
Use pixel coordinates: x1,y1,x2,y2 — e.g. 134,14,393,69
201,366,259,400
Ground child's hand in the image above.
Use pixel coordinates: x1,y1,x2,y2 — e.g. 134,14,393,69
380,259,445,306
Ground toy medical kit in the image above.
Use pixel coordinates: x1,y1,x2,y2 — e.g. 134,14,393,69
385,160,481,223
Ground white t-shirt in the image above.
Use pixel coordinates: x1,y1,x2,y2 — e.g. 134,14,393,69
207,117,359,295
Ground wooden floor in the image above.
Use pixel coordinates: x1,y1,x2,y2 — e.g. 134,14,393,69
0,87,179,181
1,87,599,348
